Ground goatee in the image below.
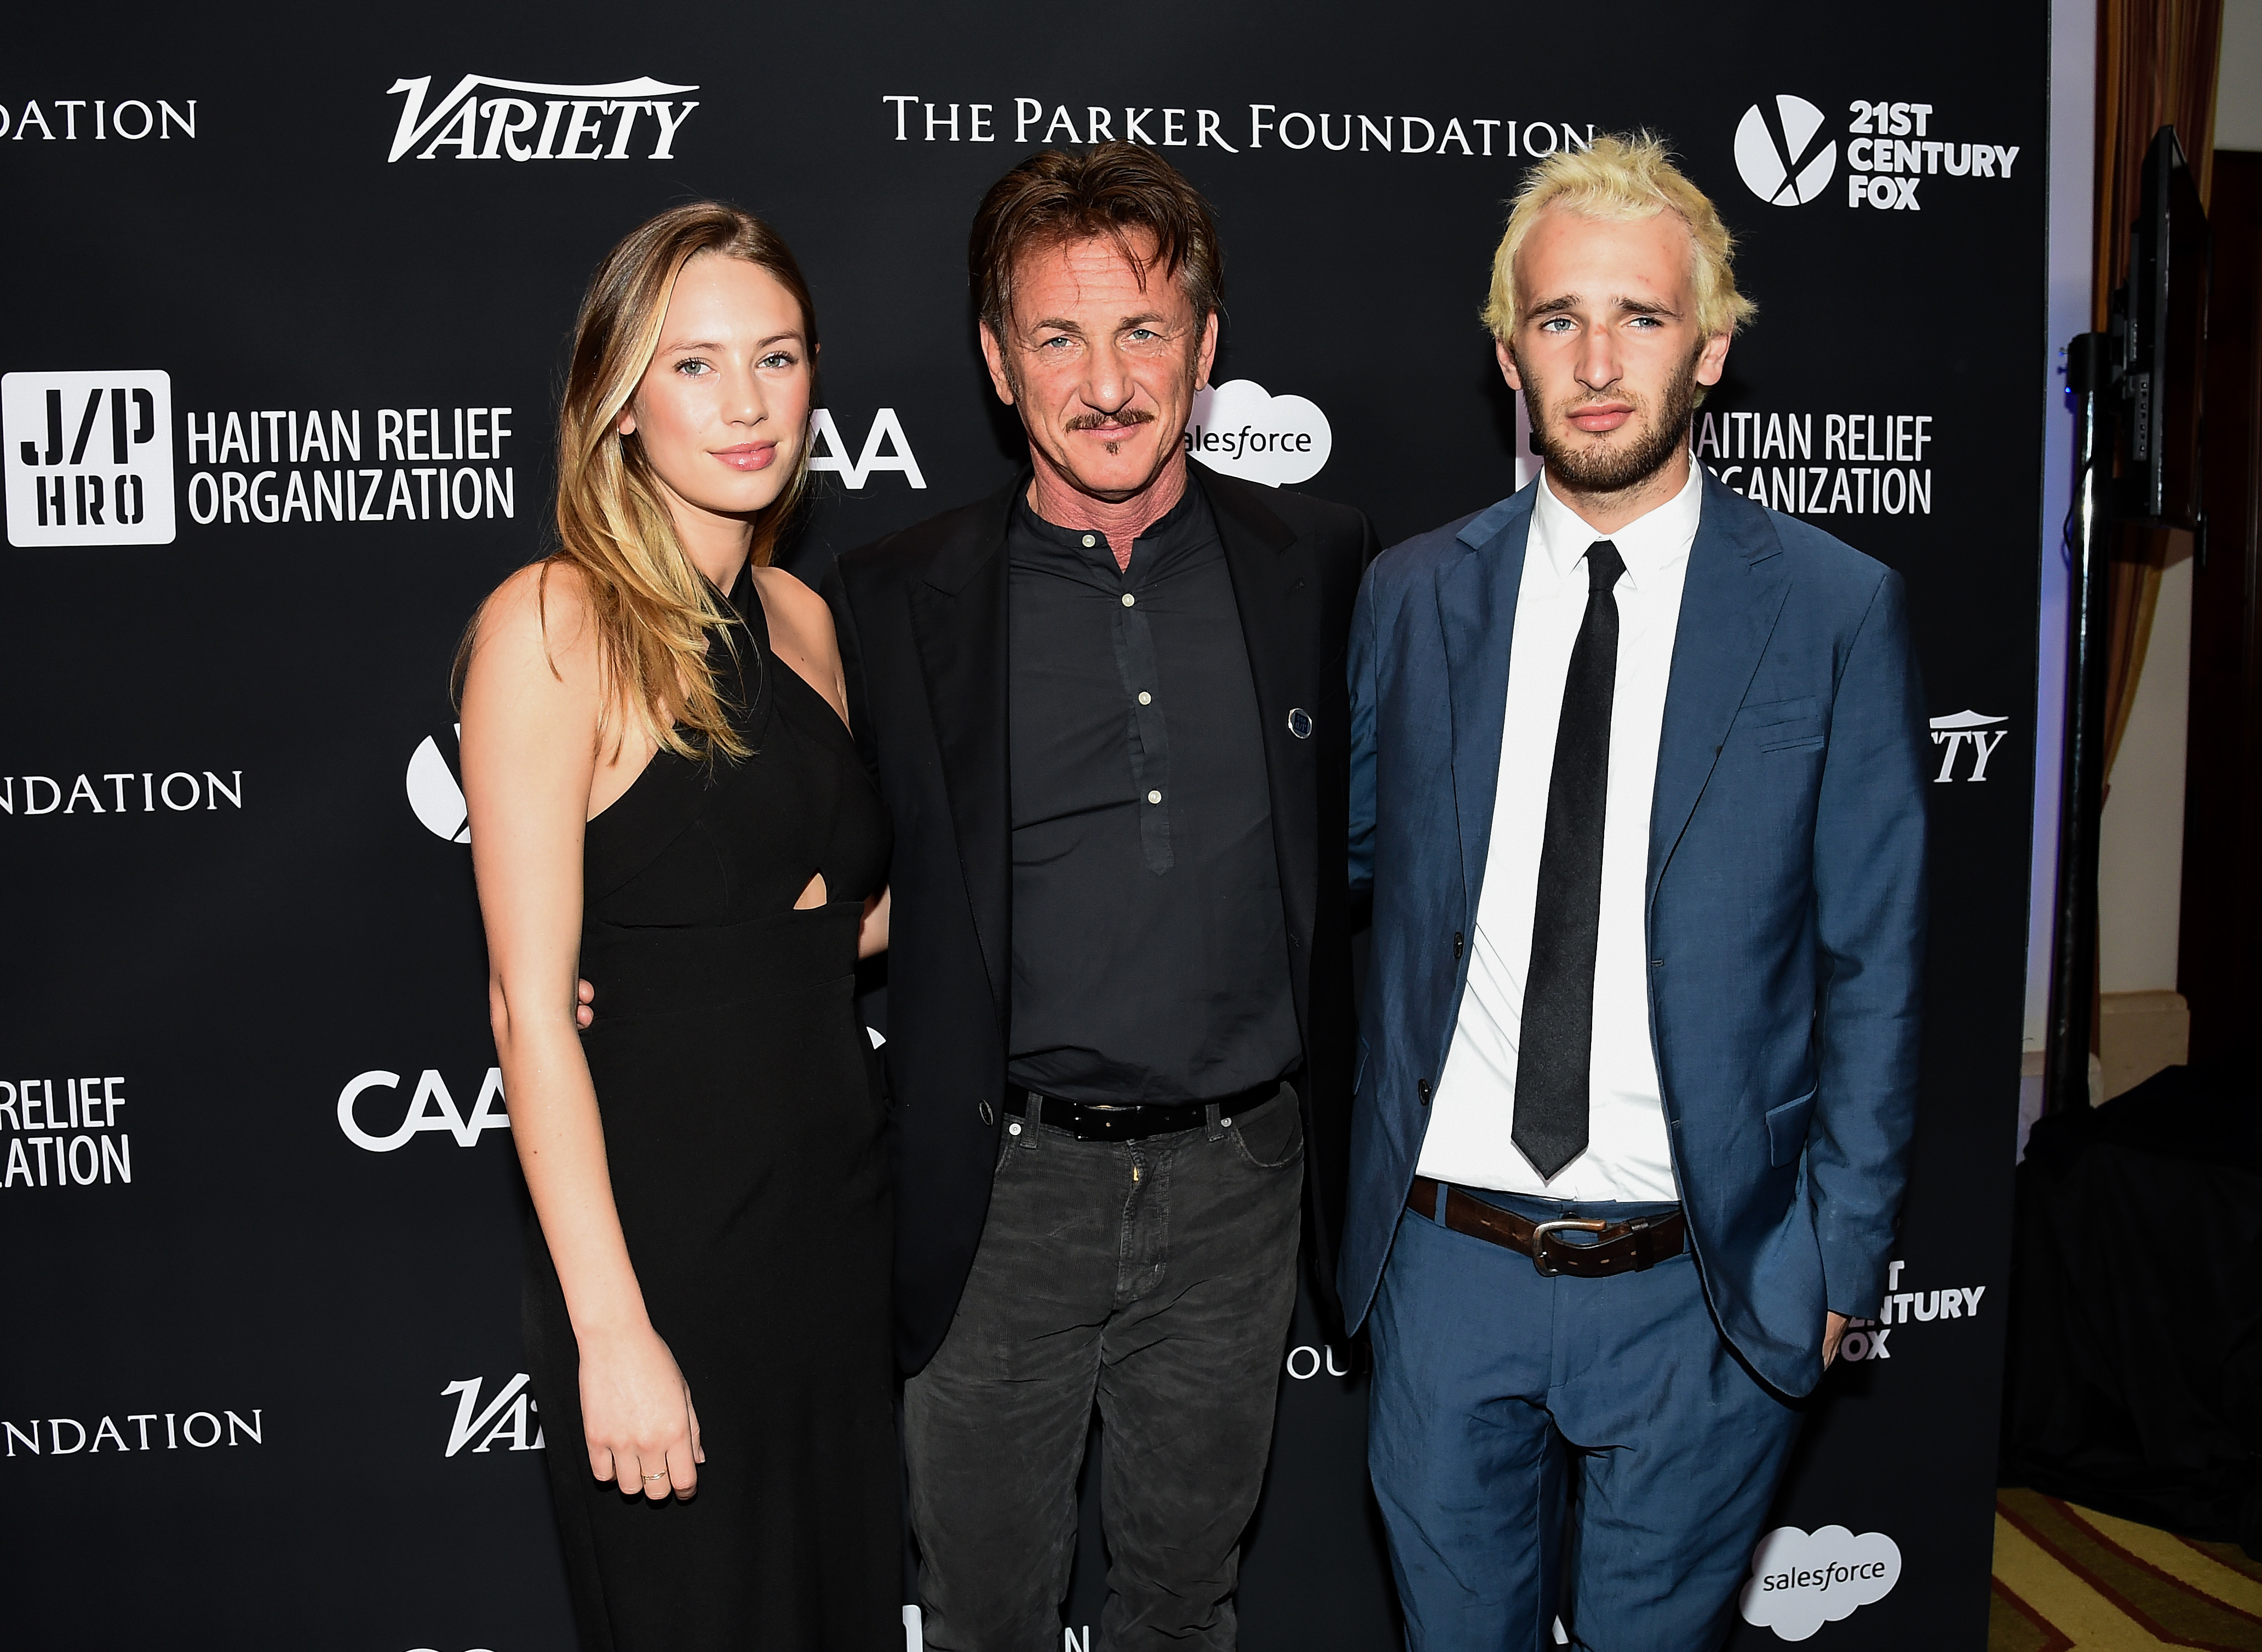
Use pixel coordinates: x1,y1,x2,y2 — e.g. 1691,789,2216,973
1521,346,1704,496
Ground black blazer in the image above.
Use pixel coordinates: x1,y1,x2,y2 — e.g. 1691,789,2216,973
836,468,1377,1372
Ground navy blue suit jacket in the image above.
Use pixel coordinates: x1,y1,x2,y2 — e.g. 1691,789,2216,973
1338,469,1927,1398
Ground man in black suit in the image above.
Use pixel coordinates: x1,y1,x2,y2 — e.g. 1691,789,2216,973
839,143,1374,1649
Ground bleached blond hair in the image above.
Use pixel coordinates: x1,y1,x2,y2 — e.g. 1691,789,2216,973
1483,133,1756,343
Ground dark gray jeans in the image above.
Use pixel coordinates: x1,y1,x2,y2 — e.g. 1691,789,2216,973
904,1083,1305,1651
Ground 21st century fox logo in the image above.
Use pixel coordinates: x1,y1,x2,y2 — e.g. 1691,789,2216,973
1735,94,2022,212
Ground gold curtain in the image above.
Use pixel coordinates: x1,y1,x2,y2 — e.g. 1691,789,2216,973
2094,0,2223,784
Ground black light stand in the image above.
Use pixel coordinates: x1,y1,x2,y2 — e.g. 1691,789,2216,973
2043,333,2115,1116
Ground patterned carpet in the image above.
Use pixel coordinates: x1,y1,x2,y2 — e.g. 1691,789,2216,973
1991,1489,2262,1649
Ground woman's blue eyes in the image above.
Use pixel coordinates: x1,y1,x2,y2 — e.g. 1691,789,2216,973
673,354,799,374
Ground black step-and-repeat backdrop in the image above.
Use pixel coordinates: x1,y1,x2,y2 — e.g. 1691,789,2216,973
2,4,2044,1647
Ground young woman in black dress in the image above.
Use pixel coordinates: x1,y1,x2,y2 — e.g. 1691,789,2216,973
457,204,896,1650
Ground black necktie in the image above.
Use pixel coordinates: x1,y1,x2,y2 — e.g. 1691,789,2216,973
1513,539,1626,1181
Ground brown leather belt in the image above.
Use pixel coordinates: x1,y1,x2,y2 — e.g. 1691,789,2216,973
1406,1175,1687,1278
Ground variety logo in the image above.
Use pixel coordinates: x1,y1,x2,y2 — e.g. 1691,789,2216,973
4,1406,262,1458
1740,1525,1902,1639
0,99,197,142
1,768,244,818
1186,381,1331,488
183,404,516,527
4,370,175,548
338,1068,509,1153
808,407,926,490
883,94,1591,160
408,726,470,844
2,1076,131,1191
443,1374,542,1457
387,76,698,163
1735,96,1838,206
1929,710,2010,783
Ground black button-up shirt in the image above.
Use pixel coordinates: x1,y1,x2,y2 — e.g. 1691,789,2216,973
1004,482,1300,1104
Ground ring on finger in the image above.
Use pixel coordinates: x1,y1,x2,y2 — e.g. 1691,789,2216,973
643,1471,667,1483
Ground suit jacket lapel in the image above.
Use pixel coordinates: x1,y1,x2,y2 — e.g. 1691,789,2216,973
1439,489,1535,917
1648,470,1792,907
1205,472,1314,953
906,477,1019,1025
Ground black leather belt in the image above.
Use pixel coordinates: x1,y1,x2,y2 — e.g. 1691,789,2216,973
1407,1175,1687,1278
1018,1078,1288,1143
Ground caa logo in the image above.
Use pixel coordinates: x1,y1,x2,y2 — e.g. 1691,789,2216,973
1185,380,1331,488
408,726,470,843
808,407,926,490
1734,96,1837,206
1740,1526,1902,1641
338,1068,509,1153
4,370,175,548
387,75,698,163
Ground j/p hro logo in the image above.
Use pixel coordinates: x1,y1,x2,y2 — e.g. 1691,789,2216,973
387,75,698,162
4,371,175,548
1735,96,2022,212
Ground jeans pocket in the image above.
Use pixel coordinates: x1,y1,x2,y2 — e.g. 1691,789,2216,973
1230,1087,1305,1171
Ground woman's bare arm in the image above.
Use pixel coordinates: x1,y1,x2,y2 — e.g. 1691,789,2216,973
458,564,701,1501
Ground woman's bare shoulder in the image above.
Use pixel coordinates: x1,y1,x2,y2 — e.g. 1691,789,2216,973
473,560,599,677
749,565,835,640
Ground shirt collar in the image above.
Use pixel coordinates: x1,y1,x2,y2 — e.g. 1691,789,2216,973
1530,459,1703,590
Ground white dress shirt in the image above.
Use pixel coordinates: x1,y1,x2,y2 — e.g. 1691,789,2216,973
1415,462,1703,1201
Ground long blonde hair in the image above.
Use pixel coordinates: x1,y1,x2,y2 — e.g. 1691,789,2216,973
547,202,818,760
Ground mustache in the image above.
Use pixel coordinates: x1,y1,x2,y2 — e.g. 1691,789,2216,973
1064,407,1157,432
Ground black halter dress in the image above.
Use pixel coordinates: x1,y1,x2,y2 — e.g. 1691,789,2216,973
525,566,897,1651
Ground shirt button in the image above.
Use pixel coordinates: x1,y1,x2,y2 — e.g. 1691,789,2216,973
1138,691,1152,705
1121,592,1136,607
1147,790,1162,804
1082,533,1096,548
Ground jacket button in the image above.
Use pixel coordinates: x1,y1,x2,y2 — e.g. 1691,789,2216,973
1453,932,1465,960
1417,1080,1432,1105
977,1101,995,1126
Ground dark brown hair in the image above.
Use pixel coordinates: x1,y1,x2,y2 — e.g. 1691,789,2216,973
969,142,1223,341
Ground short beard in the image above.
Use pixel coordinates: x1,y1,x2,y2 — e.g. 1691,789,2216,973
1518,344,1703,497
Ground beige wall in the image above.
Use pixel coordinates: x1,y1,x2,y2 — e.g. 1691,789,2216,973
2098,548,2191,992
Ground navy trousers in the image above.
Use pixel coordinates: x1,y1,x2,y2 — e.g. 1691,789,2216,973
1368,1187,1804,1651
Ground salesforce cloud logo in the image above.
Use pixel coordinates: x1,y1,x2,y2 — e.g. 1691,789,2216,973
407,726,469,844
1739,1525,1902,1640
1185,379,1331,487
1735,96,1837,205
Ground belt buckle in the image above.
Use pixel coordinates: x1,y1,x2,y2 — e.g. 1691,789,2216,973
1530,1217,1609,1276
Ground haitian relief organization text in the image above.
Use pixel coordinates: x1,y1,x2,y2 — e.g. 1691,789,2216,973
183,407,516,526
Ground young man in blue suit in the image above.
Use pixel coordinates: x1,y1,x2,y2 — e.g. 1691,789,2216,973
1340,135,1928,1649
